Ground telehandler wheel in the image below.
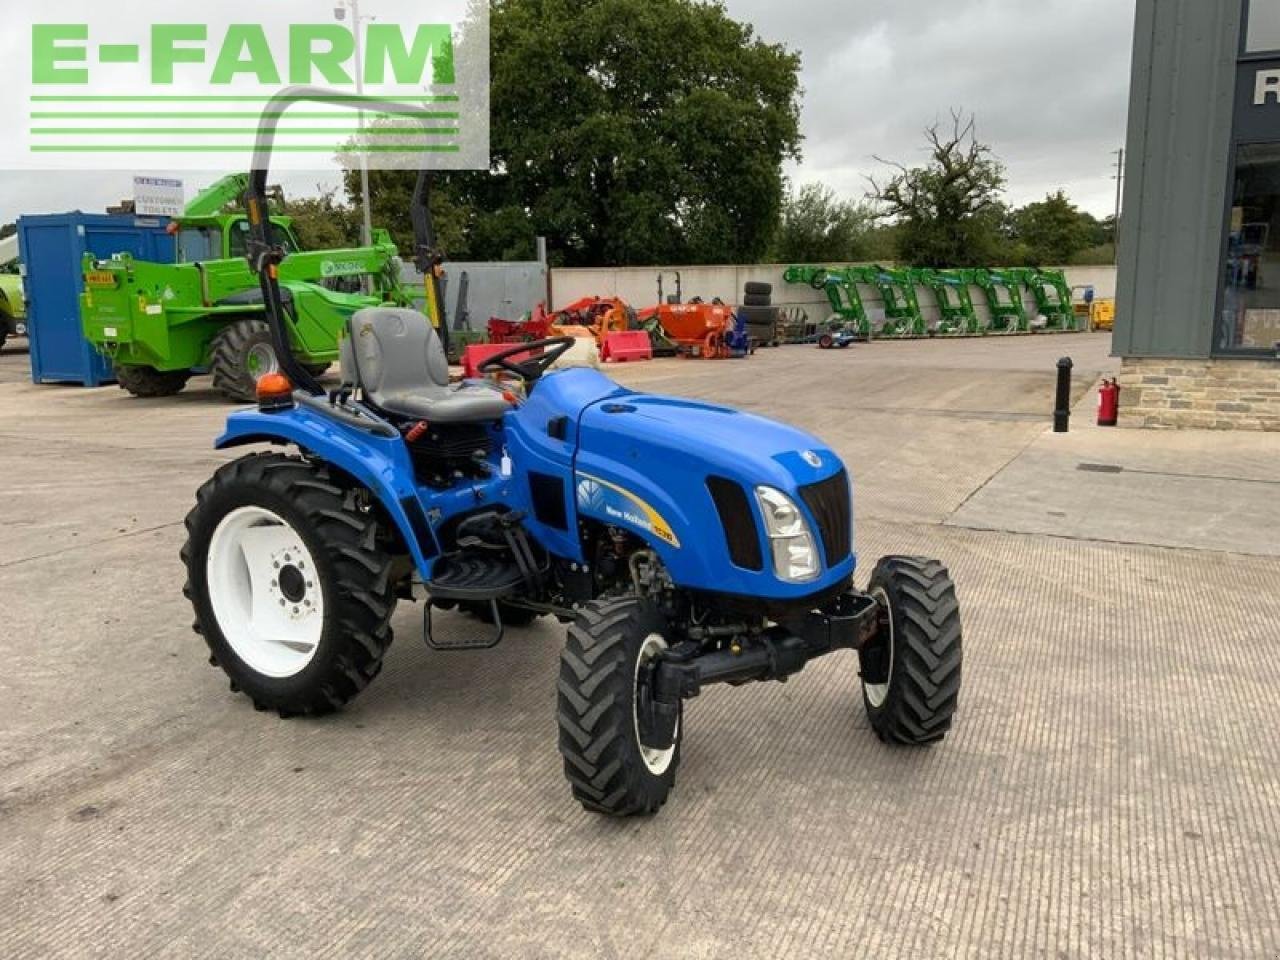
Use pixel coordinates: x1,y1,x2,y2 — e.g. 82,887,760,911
181,452,399,717
210,317,278,402
557,597,682,816
859,556,962,745
115,364,192,398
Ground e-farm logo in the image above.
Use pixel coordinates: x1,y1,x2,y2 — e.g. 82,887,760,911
4,0,489,172
31,24,456,88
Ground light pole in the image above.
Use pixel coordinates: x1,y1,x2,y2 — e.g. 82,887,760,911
336,0,374,248
1111,147,1124,265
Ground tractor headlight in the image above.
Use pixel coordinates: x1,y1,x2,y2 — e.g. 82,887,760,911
755,486,820,582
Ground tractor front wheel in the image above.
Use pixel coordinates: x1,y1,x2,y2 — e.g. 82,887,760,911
859,556,962,744
182,453,399,716
210,318,278,402
115,364,192,398
557,597,682,816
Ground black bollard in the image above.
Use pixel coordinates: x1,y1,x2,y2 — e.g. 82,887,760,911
1054,357,1073,433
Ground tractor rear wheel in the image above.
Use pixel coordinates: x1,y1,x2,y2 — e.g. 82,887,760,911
115,364,192,397
210,317,278,402
181,452,399,717
557,597,682,816
859,556,962,745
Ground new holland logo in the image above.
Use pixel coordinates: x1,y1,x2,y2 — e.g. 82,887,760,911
575,473,680,548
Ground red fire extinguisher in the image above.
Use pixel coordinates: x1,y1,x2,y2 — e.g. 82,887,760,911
1098,378,1120,427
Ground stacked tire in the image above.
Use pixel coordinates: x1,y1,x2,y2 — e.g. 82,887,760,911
738,282,779,347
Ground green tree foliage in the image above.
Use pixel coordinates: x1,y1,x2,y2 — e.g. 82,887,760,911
349,0,801,266
344,169,470,258
1009,190,1091,265
868,112,1008,268
277,188,362,251
771,183,877,263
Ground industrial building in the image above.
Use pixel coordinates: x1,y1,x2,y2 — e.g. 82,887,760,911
1117,0,1280,429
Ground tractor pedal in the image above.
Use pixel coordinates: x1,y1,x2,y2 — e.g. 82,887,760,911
424,600,504,651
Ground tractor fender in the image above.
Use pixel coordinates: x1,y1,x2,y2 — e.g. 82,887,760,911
215,403,441,575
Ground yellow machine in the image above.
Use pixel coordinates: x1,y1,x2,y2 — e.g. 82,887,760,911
1089,299,1116,332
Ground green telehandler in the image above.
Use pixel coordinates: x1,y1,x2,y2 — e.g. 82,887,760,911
80,174,411,401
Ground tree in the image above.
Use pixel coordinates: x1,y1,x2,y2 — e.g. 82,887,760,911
277,188,362,251
771,183,876,263
1009,190,1091,265
350,0,802,265
867,111,1008,268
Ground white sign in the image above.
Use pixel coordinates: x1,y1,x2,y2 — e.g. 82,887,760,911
133,176,184,216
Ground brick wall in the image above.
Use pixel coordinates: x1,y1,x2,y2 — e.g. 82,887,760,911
1118,357,1280,430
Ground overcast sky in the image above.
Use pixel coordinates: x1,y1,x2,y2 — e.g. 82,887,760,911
0,0,1137,226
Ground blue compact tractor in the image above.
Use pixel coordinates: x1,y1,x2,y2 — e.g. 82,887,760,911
182,91,963,816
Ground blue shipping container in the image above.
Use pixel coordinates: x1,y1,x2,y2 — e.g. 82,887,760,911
17,213,175,386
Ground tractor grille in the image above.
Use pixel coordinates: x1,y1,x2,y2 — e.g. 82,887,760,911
706,476,763,571
799,470,852,566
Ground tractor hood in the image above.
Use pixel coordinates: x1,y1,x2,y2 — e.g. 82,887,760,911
577,393,842,492
571,388,855,600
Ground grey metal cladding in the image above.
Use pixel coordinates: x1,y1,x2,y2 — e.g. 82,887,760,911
1116,0,1243,359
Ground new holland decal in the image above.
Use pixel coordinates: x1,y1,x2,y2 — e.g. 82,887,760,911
575,473,680,548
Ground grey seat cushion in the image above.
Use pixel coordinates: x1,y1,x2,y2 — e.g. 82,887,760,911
340,307,511,424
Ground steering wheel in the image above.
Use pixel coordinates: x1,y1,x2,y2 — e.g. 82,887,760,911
478,336,578,384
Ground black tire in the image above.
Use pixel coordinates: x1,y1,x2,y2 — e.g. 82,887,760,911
557,597,682,816
461,600,541,627
0,329,8,352
210,317,277,402
859,557,962,744
115,364,192,397
743,281,772,297
741,292,772,308
736,304,777,324
818,333,835,350
181,452,399,717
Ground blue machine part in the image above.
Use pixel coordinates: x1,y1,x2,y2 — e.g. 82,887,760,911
217,367,856,600
17,213,175,386
725,312,751,356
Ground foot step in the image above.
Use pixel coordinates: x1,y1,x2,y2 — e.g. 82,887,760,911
424,601,504,651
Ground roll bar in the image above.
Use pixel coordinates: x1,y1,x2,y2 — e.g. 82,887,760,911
244,85,447,396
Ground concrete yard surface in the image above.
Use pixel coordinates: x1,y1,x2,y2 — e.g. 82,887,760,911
2,333,1279,958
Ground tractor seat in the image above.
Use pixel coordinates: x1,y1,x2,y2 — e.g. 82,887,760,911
339,308,511,423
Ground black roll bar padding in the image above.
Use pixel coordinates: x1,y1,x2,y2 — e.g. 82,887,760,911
244,85,442,397
407,168,450,357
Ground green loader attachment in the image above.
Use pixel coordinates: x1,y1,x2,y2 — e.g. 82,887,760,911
913,269,981,335
966,268,1029,332
783,265,871,339
858,265,925,337
1017,268,1077,331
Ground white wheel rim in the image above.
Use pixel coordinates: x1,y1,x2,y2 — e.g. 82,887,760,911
864,587,895,709
206,505,324,679
634,633,678,775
